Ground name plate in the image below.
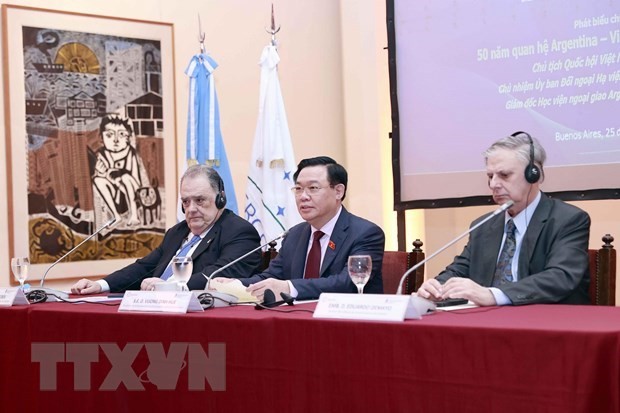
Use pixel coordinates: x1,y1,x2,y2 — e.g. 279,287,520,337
313,293,435,322
118,291,203,313
0,288,29,307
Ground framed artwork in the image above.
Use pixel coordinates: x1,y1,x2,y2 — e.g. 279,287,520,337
2,5,178,284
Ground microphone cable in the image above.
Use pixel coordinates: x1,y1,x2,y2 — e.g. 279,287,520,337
252,304,314,314
25,290,122,306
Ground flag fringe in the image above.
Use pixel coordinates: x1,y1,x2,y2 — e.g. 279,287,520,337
269,159,284,169
204,159,221,167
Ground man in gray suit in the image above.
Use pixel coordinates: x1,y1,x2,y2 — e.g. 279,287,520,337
417,132,590,306
240,156,385,301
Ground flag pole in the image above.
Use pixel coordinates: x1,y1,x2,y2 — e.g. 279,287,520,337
265,4,281,46
244,4,302,245
197,14,206,54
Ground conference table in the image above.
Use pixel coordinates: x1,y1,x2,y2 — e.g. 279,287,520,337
1,300,619,413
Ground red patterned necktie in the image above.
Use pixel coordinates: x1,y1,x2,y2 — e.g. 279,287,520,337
304,231,324,278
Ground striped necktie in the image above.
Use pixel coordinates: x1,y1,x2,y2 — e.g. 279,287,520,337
160,235,202,280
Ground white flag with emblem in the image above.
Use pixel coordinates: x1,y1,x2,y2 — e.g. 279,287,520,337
245,44,302,246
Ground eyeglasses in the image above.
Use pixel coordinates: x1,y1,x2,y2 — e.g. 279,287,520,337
290,185,333,196
181,196,211,208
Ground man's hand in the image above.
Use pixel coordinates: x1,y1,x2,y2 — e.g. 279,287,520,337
416,279,444,301
71,279,102,295
440,278,497,306
140,277,165,291
246,279,291,302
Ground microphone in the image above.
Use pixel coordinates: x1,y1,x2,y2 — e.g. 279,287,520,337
254,289,295,310
35,218,117,301
395,200,514,295
202,230,288,289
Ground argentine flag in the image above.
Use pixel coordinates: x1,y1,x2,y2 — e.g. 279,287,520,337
184,53,238,214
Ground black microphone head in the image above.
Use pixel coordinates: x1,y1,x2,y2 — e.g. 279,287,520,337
280,292,295,306
262,289,276,306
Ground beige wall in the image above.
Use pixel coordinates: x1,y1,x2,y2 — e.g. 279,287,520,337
1,0,617,300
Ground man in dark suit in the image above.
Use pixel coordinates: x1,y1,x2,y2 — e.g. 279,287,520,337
417,132,590,306
238,156,385,301
71,165,261,294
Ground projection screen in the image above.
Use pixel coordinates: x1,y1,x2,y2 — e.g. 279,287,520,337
387,0,620,209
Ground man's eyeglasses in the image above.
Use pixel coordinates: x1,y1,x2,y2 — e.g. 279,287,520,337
290,185,333,196
181,196,211,208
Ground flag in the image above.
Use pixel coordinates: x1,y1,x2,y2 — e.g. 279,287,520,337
184,53,238,214
245,45,302,246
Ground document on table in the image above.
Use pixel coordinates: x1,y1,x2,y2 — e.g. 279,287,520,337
210,279,259,303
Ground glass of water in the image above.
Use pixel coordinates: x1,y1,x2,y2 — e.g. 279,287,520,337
348,255,372,294
171,256,193,291
11,257,30,290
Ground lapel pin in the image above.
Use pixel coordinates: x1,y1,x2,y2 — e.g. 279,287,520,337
328,240,336,250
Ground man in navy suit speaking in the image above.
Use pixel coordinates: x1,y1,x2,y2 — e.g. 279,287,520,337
239,156,385,301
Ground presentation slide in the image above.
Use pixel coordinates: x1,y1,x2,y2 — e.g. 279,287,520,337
392,0,619,205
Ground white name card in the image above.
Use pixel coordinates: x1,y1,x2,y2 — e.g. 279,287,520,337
0,288,30,307
118,291,203,313
313,293,436,322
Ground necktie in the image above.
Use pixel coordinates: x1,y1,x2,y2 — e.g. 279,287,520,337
304,231,324,279
160,235,202,280
492,220,517,287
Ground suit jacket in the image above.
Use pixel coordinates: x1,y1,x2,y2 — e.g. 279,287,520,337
241,207,385,300
436,193,590,305
105,209,261,292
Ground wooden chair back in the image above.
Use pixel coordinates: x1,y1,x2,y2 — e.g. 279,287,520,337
261,241,279,271
588,234,616,306
382,240,425,294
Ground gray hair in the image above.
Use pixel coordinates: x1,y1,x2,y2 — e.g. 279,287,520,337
484,132,546,172
180,164,223,193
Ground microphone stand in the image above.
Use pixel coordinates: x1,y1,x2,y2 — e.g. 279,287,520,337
35,218,117,301
199,231,288,306
396,201,514,295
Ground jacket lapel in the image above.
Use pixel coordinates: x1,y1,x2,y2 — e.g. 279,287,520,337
190,210,228,259
154,224,190,278
481,214,506,286
320,209,350,276
517,194,550,279
292,225,312,278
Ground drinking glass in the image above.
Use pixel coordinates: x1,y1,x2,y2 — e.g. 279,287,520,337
171,256,193,291
11,257,30,290
348,255,372,294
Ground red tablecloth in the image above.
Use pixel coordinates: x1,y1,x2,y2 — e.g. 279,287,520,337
1,302,619,412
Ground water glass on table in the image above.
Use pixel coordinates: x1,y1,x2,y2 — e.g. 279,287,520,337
11,257,30,290
348,255,372,294
171,256,193,291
